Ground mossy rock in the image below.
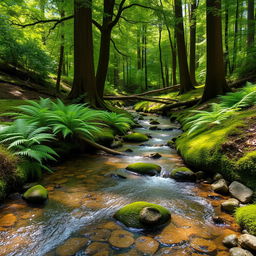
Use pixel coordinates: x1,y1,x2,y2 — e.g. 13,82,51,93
114,201,171,228
170,167,196,181
95,128,115,146
126,163,161,176
235,205,256,235
123,133,149,143
23,185,48,204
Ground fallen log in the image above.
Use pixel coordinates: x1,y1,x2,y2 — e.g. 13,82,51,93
160,98,200,113
104,95,178,104
229,75,256,88
79,136,125,156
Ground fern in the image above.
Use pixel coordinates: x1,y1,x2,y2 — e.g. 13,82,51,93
98,111,135,135
49,99,103,140
0,119,58,171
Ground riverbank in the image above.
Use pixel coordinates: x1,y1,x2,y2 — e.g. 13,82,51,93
134,86,256,190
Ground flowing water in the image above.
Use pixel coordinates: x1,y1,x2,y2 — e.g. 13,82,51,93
0,113,239,256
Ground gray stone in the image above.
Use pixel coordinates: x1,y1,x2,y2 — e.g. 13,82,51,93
229,181,253,203
229,247,253,256
139,207,162,226
223,234,238,248
238,234,256,251
213,173,223,181
195,171,205,180
221,198,240,213
211,179,229,194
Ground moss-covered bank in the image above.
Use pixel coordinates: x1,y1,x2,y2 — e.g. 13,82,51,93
175,107,256,189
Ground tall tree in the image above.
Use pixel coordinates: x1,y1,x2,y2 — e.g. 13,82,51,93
189,0,198,85
174,0,194,94
69,0,99,106
231,0,239,72
247,0,255,53
158,24,165,88
202,0,230,102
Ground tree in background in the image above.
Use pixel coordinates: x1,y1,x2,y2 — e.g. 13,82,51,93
202,0,230,102
174,0,194,94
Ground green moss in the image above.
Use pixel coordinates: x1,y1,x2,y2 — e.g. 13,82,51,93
123,132,149,142
126,163,161,176
95,128,115,146
114,201,171,228
23,185,48,203
170,167,195,181
176,108,256,189
134,87,203,113
235,205,256,235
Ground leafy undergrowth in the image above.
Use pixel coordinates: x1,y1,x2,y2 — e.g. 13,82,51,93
134,86,204,112
174,84,256,187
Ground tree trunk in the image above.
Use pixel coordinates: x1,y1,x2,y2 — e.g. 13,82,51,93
189,0,198,85
174,0,194,94
231,0,239,72
159,25,165,88
165,62,169,87
69,0,98,106
137,28,142,70
143,25,148,90
56,10,65,93
247,0,255,53
202,0,230,102
96,0,115,99
224,3,231,75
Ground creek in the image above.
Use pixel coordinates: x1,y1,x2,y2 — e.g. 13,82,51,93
0,113,239,256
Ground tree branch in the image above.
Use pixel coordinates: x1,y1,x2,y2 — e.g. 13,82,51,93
11,15,74,28
110,38,129,57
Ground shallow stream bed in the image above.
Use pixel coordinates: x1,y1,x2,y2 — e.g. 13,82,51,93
0,113,240,256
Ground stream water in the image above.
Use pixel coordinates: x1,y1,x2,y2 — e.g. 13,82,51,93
0,113,239,256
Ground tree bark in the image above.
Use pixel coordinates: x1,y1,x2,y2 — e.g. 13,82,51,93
69,0,99,106
201,0,230,102
143,25,148,90
247,0,255,54
56,10,65,93
231,0,239,72
137,28,142,70
189,0,198,85
224,3,231,75
96,0,115,99
159,24,165,88
174,0,194,94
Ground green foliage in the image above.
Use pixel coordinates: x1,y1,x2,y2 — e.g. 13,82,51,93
184,85,256,134
219,83,256,108
98,111,134,135
0,119,57,172
235,205,256,236
0,18,53,77
49,99,103,140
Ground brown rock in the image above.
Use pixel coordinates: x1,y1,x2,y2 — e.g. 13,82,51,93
84,242,110,255
109,230,134,248
238,234,256,251
135,236,159,255
99,221,122,230
86,229,111,242
190,238,217,253
56,237,88,256
0,213,17,227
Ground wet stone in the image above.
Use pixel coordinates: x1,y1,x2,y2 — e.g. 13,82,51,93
229,247,254,256
223,234,238,248
139,207,162,226
221,198,240,213
238,234,256,251
86,229,111,242
229,181,253,203
211,179,229,195
56,237,88,256
84,242,110,255
99,221,122,230
190,238,217,253
109,230,134,248
135,236,159,255
0,213,17,227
